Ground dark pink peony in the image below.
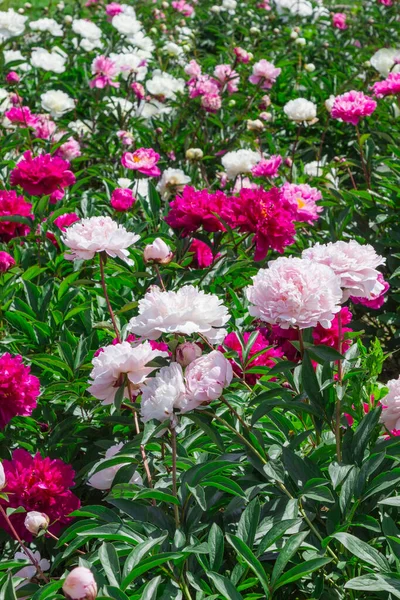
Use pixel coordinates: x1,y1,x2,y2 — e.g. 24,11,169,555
5,106,38,128
312,307,353,353
110,188,136,211
54,212,80,231
251,155,282,179
351,273,389,309
280,182,323,224
372,73,400,98
10,151,76,196
0,251,15,272
189,239,215,268
229,187,296,261
105,2,123,16
0,190,32,241
0,353,40,429
165,186,231,235
0,449,80,540
331,91,377,126
332,12,348,29
6,72,20,84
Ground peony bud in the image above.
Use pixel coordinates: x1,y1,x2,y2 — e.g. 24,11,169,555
144,238,173,264
249,26,260,34
259,111,272,121
6,72,20,84
0,251,15,273
247,119,265,132
63,567,97,600
64,15,73,23
295,37,306,46
290,30,298,39
24,511,50,535
131,82,145,100
304,63,315,72
110,188,135,212
0,462,5,490
18,8,25,13
176,342,202,367
186,148,203,160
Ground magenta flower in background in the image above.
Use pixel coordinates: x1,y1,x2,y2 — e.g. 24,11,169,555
377,0,393,5
0,449,80,540
372,72,400,98
90,55,119,89
280,182,323,224
0,190,32,241
251,155,282,179
0,353,40,429
5,106,38,128
312,307,353,353
351,273,389,309
6,72,20,84
121,148,161,177
110,188,136,211
10,151,76,196
54,212,80,231
234,47,252,63
332,13,348,29
249,59,281,89
189,239,216,268
0,251,15,272
331,91,377,125
172,0,194,16
131,82,145,100
165,186,231,235
105,2,123,16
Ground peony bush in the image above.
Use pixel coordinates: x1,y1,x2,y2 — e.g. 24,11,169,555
0,0,399,598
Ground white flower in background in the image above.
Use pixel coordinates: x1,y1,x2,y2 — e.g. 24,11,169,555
144,238,173,264
304,159,338,188
120,4,137,16
41,90,75,118
88,341,168,405
68,119,93,136
128,32,155,58
302,240,385,301
62,216,140,264
4,49,30,72
80,37,103,52
129,285,230,344
14,551,50,581
110,51,147,81
146,70,185,99
138,99,171,119
221,149,261,180
118,177,133,189
106,96,134,116
72,18,102,41
0,89,12,114
133,179,149,199
284,98,317,123
141,363,186,423
370,48,400,77
0,9,27,41
380,377,400,432
88,443,143,490
31,48,67,73
156,168,190,199
0,462,5,490
221,0,237,14
274,0,313,16
112,13,142,37
24,512,50,535
29,18,63,36
182,351,233,412
164,41,184,60
325,94,335,113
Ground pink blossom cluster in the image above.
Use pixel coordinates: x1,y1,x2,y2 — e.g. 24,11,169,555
0,251,15,272
331,91,377,125
249,59,281,90
105,2,123,16
111,188,136,211
0,353,40,429
251,155,282,178
189,239,217,268
280,182,323,224
172,0,194,16
0,190,32,241
234,47,252,64
165,186,230,234
372,72,400,98
10,151,76,199
185,59,239,112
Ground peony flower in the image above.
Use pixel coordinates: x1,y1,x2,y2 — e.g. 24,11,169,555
251,155,282,178
106,2,124,17
220,331,283,385
72,18,102,41
131,81,146,99
30,48,66,73
88,442,142,490
189,239,215,269
332,12,348,29
182,351,233,411
141,363,186,423
4,50,30,72
156,168,191,200
350,273,389,309
330,91,377,126
111,13,141,36
165,186,231,235
372,72,400,98
0,251,15,272
4,106,38,128
246,257,342,329
128,285,230,344
221,149,261,180
110,188,136,211
62,216,139,264
32,114,57,140
90,55,120,89
144,238,173,264
41,89,75,118
0,449,80,539
380,376,400,433
63,567,97,600
176,342,202,367
214,64,239,94
0,190,32,241
0,353,40,429
6,71,20,84
229,187,296,261
146,70,185,100
201,93,222,112
0,9,27,41
280,182,323,223
54,212,80,231
121,148,161,177
10,151,75,197
24,511,50,535
370,48,400,77
312,307,353,353
249,59,281,89
29,17,63,36
284,98,317,123
185,59,202,79
302,240,385,301
234,47,252,63
14,550,50,582
55,137,81,161
172,0,194,16
88,341,168,405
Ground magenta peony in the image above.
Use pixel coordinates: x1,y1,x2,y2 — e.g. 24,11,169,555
189,239,215,268
0,353,40,429
105,2,123,16
6,72,20,84
0,449,80,539
312,307,353,353
251,155,282,179
10,151,76,196
5,106,38,128
0,190,32,241
350,273,389,309
53,212,80,231
280,182,323,224
0,251,15,272
110,188,136,211
121,148,161,177
229,187,296,261
372,72,400,98
165,186,231,235
331,91,377,125
332,12,348,29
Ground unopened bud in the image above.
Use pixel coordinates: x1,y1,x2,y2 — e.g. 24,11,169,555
176,342,202,367
24,511,50,535
247,119,265,132
144,238,173,264
185,148,203,160
63,567,97,600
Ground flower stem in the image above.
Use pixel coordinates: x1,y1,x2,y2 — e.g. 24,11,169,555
170,426,180,528
126,379,154,493
154,264,166,291
355,125,371,189
99,253,120,342
335,311,343,463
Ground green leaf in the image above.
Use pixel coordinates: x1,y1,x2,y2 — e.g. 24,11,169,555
301,351,324,410
139,576,162,600
187,484,207,511
208,523,224,572
2,574,17,600
345,573,400,598
122,553,184,586
99,542,121,587
257,519,302,557
207,572,244,600
332,532,390,571
271,531,309,587
122,535,168,589
273,558,332,591
202,475,246,499
226,534,270,596
237,497,260,548
351,408,381,466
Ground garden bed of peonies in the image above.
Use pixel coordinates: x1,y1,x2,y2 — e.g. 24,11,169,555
0,0,400,598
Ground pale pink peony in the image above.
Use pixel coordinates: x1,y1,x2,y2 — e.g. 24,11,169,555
121,148,161,177
141,363,186,423
350,273,389,309
185,59,202,79
302,240,385,301
246,257,342,329
128,285,230,344
110,188,135,211
213,64,239,94
24,511,50,535
0,251,15,272
55,137,81,162
88,341,168,405
63,567,97,600
88,442,142,490
143,238,173,264
32,115,57,140
62,216,139,264
331,91,377,125
251,155,282,179
280,182,323,223
90,55,119,89
332,12,348,29
380,376,400,433
201,93,222,112
172,0,194,16
234,47,252,63
117,130,135,145
182,350,233,411
249,59,281,89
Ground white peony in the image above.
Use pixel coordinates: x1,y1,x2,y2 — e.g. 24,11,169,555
112,13,142,37
109,51,147,81
0,89,12,114
380,377,400,432
141,363,186,423
137,99,172,119
156,168,190,199
164,41,184,59
0,9,27,41
88,443,143,490
79,37,103,52
302,240,385,301
29,18,63,36
30,48,67,73
129,285,230,344
221,0,237,13
68,119,93,136
127,32,155,58
0,462,5,490
72,18,102,40
106,96,134,116
41,90,75,118
370,48,400,77
146,70,185,100
4,49,30,72
62,216,140,264
182,351,233,412
88,341,168,405
284,98,317,122
221,149,261,180
274,0,313,16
